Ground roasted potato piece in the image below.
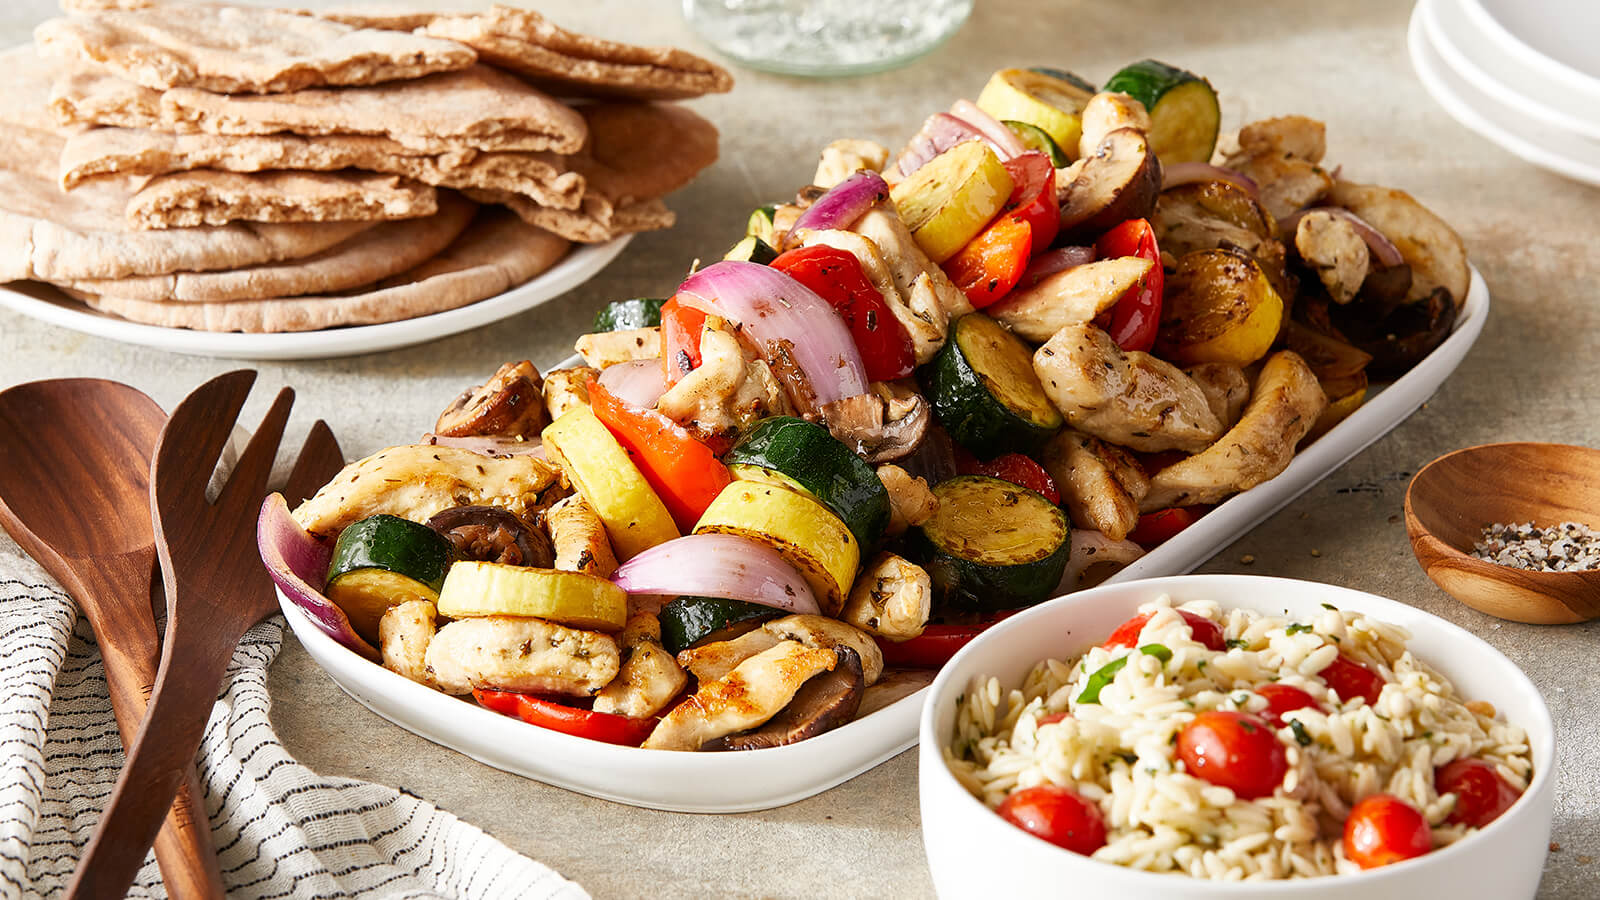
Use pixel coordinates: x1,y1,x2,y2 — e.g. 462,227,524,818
1141,351,1327,510
987,256,1153,343
1056,128,1162,242
1040,429,1150,542
1325,180,1470,308
1156,248,1285,367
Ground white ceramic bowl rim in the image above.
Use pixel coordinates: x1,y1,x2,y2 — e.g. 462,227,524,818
919,574,1557,893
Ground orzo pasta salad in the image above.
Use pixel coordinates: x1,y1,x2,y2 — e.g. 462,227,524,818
945,596,1531,879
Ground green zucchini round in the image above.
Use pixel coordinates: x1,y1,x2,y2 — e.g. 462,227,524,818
593,297,667,332
913,475,1069,614
926,313,1063,458
1101,59,1220,165
328,514,451,591
1002,120,1069,167
724,416,891,549
724,235,779,265
659,595,783,656
1027,67,1098,95
746,204,782,245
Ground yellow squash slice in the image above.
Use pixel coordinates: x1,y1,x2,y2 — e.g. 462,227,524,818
976,68,1095,159
1156,248,1285,367
435,561,628,632
890,140,1013,264
542,404,679,561
693,480,860,617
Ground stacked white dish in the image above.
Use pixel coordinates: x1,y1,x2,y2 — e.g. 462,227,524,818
1409,0,1600,186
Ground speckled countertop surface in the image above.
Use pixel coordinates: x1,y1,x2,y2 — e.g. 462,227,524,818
1,0,1597,896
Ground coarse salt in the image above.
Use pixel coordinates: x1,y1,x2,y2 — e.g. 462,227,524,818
1471,521,1600,572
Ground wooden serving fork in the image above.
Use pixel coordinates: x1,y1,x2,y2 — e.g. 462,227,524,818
65,371,344,900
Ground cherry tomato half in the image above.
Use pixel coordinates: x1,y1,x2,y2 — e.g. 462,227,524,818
997,785,1107,855
1343,793,1432,869
1255,683,1319,727
954,448,1062,505
1319,653,1386,707
1103,610,1226,652
1176,710,1288,799
1435,757,1522,828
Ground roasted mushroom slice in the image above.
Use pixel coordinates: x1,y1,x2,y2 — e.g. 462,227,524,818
823,381,930,463
701,647,866,751
427,505,555,568
1056,127,1163,243
1331,286,1457,379
436,360,546,439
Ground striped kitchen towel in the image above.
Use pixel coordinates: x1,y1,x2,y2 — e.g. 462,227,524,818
0,549,589,900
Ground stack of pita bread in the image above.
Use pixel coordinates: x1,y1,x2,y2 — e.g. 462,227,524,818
1,1,728,333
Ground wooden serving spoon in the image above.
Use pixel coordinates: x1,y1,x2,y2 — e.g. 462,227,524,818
1405,441,1600,625
0,379,224,898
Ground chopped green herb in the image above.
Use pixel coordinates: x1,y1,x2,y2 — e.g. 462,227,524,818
1077,644,1172,704
1225,638,1250,650
1422,731,1433,739
1286,623,1314,636
1321,603,1338,611
1115,751,1138,765
1290,720,1313,746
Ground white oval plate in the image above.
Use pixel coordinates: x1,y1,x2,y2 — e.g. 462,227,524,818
281,269,1489,812
1408,7,1600,188
1462,0,1600,100
0,235,630,361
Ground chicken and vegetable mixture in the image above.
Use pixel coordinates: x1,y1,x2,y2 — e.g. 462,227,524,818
262,59,1471,751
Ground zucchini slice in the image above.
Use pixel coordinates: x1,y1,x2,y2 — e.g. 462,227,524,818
976,68,1096,159
325,514,453,643
435,561,628,632
593,297,666,332
1101,59,1220,164
658,595,783,656
693,480,860,617
913,475,1070,614
1002,120,1069,167
542,405,680,561
746,204,781,245
724,235,779,264
926,313,1064,457
889,140,1014,264
724,416,891,549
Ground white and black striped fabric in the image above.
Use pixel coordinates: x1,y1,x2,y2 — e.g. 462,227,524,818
0,551,589,900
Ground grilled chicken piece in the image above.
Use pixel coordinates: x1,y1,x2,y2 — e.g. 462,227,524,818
436,360,546,439
1034,323,1222,453
656,315,790,447
800,227,946,364
1235,115,1327,163
545,494,617,578
840,552,932,642
592,613,688,718
988,257,1154,343
813,138,889,189
1222,116,1332,221
854,208,972,331
1294,210,1370,304
876,464,938,537
762,615,884,687
1142,351,1327,510
1040,429,1150,542
643,640,839,751
291,445,564,540
541,366,599,421
1184,362,1252,430
1324,180,1470,307
424,616,620,697
677,628,783,683
379,599,438,687
575,326,661,369
1078,91,1151,159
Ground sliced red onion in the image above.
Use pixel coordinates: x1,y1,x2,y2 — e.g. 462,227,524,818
675,260,868,406
611,533,821,616
1059,530,1146,592
421,433,546,460
1162,161,1260,199
792,169,889,234
258,493,379,661
950,99,1025,160
1021,245,1096,287
892,113,982,179
1280,207,1405,268
597,358,669,409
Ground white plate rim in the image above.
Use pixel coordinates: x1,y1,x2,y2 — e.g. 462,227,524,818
1408,7,1600,187
1421,0,1600,142
0,234,631,361
280,266,1490,812
1459,0,1600,100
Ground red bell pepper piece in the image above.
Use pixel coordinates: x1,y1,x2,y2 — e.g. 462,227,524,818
770,245,915,382
874,611,1020,668
1095,218,1164,352
943,152,1058,309
954,447,1062,505
473,689,657,746
660,297,708,385
1127,507,1202,548
588,380,731,530
1001,151,1059,250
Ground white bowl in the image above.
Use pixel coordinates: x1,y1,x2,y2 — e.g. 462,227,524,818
918,574,1555,899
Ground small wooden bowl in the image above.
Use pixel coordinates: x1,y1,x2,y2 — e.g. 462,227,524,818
1405,442,1600,624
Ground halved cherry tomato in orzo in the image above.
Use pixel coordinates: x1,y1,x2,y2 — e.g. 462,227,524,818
1435,757,1522,828
997,784,1107,855
1254,683,1319,727
473,689,657,746
1176,710,1288,799
1103,610,1225,652
1343,793,1432,869
1319,653,1386,707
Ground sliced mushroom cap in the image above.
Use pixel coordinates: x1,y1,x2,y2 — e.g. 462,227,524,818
823,381,931,463
426,505,554,568
1333,286,1457,379
436,360,546,439
700,647,865,751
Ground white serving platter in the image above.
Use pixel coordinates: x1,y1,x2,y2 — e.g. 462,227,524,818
280,267,1489,813
0,235,629,361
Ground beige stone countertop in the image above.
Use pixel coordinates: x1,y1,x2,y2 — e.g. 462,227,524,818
2,0,1598,896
